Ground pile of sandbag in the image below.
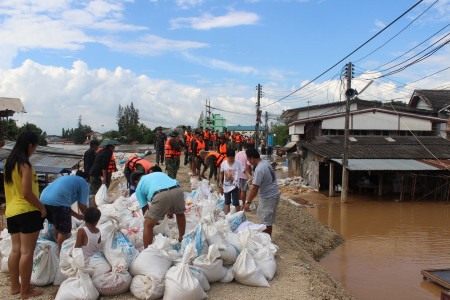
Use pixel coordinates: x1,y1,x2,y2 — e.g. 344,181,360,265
0,176,280,299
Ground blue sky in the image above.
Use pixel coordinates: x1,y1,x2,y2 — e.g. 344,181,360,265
0,0,449,135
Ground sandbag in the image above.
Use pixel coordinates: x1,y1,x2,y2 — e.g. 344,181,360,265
201,214,226,250
254,248,277,280
1,256,8,273
31,239,59,286
89,252,112,278
39,220,56,242
226,211,246,232
163,244,207,300
130,274,165,300
93,266,132,296
190,266,210,292
103,218,138,268
55,248,99,300
219,266,234,283
0,229,12,257
95,184,110,206
193,244,227,283
130,247,172,278
219,244,239,265
54,237,76,285
181,224,207,258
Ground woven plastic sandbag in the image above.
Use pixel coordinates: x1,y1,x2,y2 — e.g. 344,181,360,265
130,274,165,300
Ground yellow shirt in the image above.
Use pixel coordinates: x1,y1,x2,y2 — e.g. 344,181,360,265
4,163,40,218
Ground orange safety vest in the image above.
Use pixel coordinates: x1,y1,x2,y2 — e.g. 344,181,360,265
189,136,196,153
248,138,255,144
196,140,205,156
210,133,217,141
98,148,117,173
206,152,227,167
184,133,192,148
231,134,236,142
236,135,244,143
219,143,227,156
165,139,181,158
224,132,229,140
204,131,210,140
125,155,153,173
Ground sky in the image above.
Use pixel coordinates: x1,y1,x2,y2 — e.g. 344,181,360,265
0,0,449,135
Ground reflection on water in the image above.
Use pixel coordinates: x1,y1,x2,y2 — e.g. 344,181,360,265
304,196,450,300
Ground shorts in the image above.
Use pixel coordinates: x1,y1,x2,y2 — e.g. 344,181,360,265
224,187,240,206
238,178,249,191
7,211,44,234
90,176,102,198
45,205,72,234
144,186,185,221
257,194,280,226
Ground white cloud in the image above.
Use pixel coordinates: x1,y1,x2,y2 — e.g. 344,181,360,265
374,19,385,29
0,60,267,134
182,53,258,74
170,11,260,30
175,0,204,10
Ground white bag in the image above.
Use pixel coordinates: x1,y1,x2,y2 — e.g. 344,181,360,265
1,256,9,273
226,211,247,232
254,248,277,280
180,224,207,258
93,266,132,296
95,184,110,206
54,237,76,285
130,274,165,300
193,244,227,283
30,239,59,286
232,231,269,287
219,266,234,283
163,244,207,300
103,218,138,268
55,248,99,300
190,266,210,292
130,247,172,278
89,252,112,278
0,229,12,257
219,244,239,265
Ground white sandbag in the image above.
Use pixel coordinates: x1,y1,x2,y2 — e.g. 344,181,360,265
180,224,207,258
103,218,138,268
0,229,12,257
153,217,169,236
53,268,67,286
201,214,226,250
1,256,8,273
54,237,76,285
219,266,234,283
55,248,99,300
89,252,112,278
254,248,277,280
232,230,269,287
130,247,172,278
130,274,165,300
39,220,56,242
98,220,114,248
93,266,132,296
193,244,227,283
190,266,210,292
95,184,110,206
31,239,59,286
234,220,266,233
163,244,207,300
226,211,247,232
219,244,239,265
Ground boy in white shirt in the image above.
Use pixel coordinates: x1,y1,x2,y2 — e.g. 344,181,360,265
219,149,244,214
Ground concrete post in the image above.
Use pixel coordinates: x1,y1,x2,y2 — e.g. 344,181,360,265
329,162,335,197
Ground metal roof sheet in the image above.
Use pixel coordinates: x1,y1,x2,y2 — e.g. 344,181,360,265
331,159,441,171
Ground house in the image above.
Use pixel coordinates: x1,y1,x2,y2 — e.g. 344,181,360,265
86,131,102,142
281,90,450,200
227,126,266,136
200,113,227,132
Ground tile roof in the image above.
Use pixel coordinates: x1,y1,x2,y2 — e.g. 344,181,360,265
301,136,450,159
409,90,450,112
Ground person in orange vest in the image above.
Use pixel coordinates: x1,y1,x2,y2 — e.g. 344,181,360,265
199,150,227,183
218,134,228,157
123,152,153,195
203,128,211,151
193,132,206,178
235,132,244,151
189,131,199,175
165,131,182,179
183,126,192,166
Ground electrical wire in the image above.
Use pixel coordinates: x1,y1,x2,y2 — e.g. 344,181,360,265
260,0,425,108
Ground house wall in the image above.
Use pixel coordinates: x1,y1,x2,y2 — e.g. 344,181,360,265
293,103,357,120
322,111,432,131
416,98,433,110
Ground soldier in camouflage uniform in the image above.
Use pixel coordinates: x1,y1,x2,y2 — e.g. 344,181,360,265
165,131,181,179
154,126,167,166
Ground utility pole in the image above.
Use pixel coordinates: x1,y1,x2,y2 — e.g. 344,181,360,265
255,84,262,148
341,62,353,203
264,111,268,145
205,100,212,129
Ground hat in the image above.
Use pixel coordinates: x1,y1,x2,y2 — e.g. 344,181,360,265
170,131,178,137
156,126,162,130
199,149,206,155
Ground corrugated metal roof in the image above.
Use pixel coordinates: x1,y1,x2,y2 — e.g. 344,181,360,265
0,97,24,113
331,159,440,171
282,141,296,151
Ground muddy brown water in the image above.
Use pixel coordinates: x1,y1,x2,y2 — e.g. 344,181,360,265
303,194,450,300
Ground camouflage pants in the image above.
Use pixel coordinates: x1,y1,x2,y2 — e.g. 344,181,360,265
166,157,180,179
155,146,165,165
184,149,189,165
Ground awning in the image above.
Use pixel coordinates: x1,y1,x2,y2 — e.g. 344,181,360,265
331,159,446,171
282,141,296,151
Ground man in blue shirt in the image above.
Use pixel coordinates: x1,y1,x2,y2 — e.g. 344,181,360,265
135,166,186,248
40,171,89,250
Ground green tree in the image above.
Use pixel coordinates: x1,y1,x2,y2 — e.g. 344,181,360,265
117,102,139,139
19,122,48,146
71,115,92,144
1,119,20,140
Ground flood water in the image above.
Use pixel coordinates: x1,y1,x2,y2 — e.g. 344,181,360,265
304,195,450,300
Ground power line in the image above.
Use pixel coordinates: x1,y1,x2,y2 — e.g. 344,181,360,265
354,0,438,63
260,0,425,108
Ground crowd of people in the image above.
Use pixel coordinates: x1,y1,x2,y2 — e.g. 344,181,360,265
2,128,280,298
